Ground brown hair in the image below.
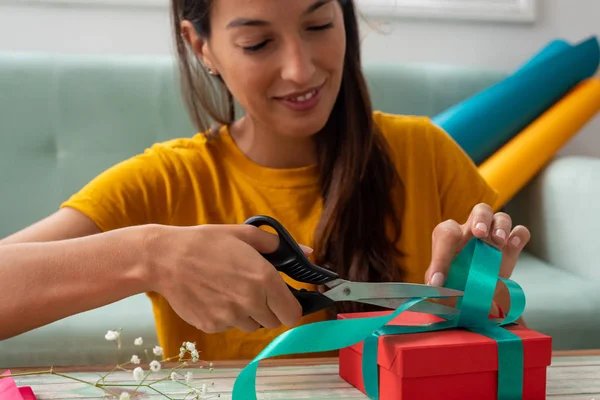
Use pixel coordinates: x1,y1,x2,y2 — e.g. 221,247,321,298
171,0,405,314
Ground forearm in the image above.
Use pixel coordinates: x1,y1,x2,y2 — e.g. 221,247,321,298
0,226,152,340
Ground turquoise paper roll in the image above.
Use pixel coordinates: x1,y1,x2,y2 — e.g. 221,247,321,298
515,39,572,71
433,36,600,165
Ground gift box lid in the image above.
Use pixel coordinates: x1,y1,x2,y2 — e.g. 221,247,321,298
338,310,552,378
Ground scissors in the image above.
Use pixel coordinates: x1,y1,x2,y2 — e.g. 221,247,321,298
244,215,463,317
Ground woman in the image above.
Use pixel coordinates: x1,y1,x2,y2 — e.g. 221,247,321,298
0,0,529,361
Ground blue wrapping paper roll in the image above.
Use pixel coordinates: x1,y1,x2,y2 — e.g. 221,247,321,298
433,36,600,165
515,39,572,71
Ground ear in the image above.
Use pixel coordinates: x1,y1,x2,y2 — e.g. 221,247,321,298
180,20,218,76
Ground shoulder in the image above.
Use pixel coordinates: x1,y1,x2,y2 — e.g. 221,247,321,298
373,110,453,153
125,130,223,176
372,110,463,171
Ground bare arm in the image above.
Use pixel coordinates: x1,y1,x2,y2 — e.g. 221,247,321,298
0,207,102,246
0,208,150,340
0,208,303,341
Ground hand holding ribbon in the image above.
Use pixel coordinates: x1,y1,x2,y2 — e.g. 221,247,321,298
425,202,530,317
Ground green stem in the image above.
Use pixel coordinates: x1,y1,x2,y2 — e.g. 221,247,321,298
51,371,119,397
0,369,52,378
96,362,130,386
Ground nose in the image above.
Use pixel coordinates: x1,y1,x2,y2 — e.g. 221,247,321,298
280,39,315,86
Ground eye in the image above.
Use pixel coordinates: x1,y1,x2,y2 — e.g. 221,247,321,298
242,40,270,53
308,22,334,31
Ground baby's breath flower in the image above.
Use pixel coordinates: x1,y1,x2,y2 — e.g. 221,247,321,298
133,366,144,382
119,393,131,400
104,330,119,341
170,371,180,381
185,371,193,384
149,360,161,372
185,341,196,352
191,350,199,362
152,345,163,356
134,337,143,346
130,355,140,365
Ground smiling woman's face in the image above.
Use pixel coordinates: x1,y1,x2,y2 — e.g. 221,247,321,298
183,0,347,138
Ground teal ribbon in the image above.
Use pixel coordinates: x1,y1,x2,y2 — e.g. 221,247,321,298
232,238,526,400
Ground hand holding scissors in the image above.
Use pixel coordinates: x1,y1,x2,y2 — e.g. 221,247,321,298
245,215,463,319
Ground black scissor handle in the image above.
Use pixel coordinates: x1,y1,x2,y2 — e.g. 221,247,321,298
285,284,336,317
244,215,339,285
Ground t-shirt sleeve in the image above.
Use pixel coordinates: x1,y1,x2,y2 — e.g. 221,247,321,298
430,122,499,224
60,143,181,232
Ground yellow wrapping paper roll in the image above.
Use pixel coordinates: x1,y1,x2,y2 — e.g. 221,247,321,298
479,78,600,210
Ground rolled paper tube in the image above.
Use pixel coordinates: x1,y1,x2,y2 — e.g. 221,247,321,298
514,39,572,72
479,78,600,210
433,36,600,164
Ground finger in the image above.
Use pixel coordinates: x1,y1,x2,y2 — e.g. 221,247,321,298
499,225,530,278
264,272,303,327
247,289,283,330
466,203,495,240
235,316,262,332
232,225,313,256
232,225,280,254
489,212,512,248
426,220,464,286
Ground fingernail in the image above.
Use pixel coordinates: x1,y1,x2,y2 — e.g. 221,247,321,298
511,237,521,247
299,244,313,254
429,272,445,287
495,229,506,240
475,222,487,233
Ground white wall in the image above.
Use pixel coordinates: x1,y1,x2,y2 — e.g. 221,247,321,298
1,0,598,157
358,0,600,158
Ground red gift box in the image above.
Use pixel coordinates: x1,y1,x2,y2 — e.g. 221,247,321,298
338,310,552,400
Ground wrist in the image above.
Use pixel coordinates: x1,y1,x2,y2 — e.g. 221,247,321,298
135,224,171,294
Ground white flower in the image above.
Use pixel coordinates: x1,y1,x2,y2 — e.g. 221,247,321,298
134,337,143,346
152,345,163,356
185,341,196,352
130,355,140,365
185,371,193,384
170,371,180,381
191,350,199,362
119,393,131,400
104,330,119,341
133,367,144,382
149,360,161,372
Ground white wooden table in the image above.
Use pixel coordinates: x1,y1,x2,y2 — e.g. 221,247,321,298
4,352,600,399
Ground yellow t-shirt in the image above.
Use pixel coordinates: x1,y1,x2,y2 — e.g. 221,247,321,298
61,111,497,361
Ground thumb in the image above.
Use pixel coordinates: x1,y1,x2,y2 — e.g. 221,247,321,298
426,220,470,287
232,225,313,256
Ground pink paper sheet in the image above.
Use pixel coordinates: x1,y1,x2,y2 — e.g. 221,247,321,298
0,370,36,400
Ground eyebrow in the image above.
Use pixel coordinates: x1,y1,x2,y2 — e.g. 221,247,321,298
226,0,333,29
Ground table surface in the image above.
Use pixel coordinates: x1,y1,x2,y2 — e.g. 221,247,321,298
5,351,600,399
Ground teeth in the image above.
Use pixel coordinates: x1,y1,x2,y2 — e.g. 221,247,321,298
289,90,316,102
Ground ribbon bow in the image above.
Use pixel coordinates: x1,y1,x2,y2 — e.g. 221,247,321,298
232,238,526,400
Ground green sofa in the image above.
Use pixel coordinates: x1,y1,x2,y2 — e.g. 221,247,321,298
1,52,598,368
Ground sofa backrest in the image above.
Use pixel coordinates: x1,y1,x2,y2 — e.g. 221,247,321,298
0,52,505,238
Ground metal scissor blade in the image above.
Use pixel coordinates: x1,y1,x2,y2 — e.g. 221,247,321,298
360,298,459,316
324,280,463,302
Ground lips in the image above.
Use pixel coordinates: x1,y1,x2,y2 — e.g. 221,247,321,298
274,83,325,112
275,83,324,101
